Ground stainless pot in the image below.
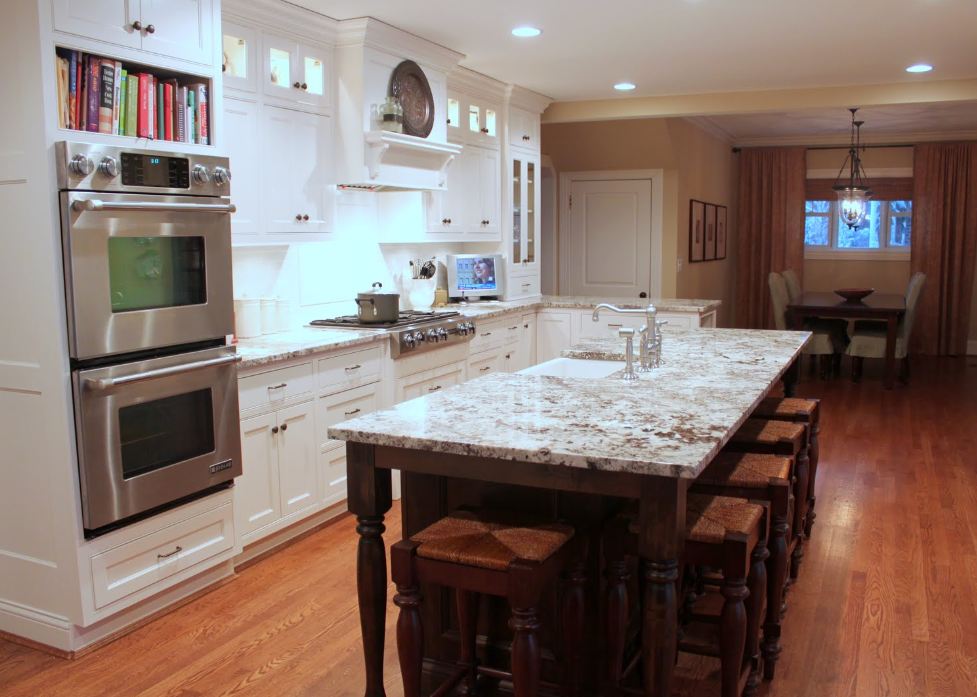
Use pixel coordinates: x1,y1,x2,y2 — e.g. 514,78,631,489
355,282,400,323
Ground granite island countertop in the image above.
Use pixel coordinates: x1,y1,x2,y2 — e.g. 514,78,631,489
328,327,809,479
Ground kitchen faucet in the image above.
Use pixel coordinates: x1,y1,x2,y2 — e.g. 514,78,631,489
592,303,661,371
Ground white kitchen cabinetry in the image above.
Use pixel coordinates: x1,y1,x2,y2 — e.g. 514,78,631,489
506,152,541,298
54,0,214,65
468,348,505,380
426,146,500,240
262,33,331,112
508,106,539,152
222,96,261,234
259,105,334,234
237,412,281,536
536,311,573,363
275,401,317,517
221,21,258,92
512,313,537,371
397,361,466,401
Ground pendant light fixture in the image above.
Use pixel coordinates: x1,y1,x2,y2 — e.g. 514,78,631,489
832,108,873,229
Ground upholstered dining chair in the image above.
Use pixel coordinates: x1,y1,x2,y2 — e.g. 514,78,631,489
781,268,849,365
781,269,802,303
769,272,840,379
846,273,926,384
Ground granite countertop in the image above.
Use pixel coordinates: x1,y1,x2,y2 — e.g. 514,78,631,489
441,295,721,321
328,328,810,479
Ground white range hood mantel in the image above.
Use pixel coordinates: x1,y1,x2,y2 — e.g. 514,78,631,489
335,18,465,192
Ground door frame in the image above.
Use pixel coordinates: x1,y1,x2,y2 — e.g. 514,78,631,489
558,169,663,298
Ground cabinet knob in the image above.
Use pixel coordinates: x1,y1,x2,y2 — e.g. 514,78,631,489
281,423,288,431
295,214,302,221
271,426,279,434
131,20,142,31
145,23,155,34
447,218,452,224
480,127,489,134
302,214,309,221
301,82,308,90
293,81,302,88
522,135,530,141
446,118,452,124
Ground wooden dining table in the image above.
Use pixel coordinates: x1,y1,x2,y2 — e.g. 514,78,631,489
787,292,906,389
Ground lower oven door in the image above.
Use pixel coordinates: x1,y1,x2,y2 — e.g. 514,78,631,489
73,345,242,532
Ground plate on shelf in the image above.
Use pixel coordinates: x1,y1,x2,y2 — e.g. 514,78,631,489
389,60,434,138
834,288,874,302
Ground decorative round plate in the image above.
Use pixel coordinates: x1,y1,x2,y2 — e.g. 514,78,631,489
389,60,435,138
834,288,875,302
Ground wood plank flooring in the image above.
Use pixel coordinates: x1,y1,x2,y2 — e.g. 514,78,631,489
2,356,976,697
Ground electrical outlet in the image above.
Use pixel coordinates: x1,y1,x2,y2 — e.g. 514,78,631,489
676,257,683,273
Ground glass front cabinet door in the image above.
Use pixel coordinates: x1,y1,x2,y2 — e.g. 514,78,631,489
510,154,540,267
263,34,331,111
222,22,257,92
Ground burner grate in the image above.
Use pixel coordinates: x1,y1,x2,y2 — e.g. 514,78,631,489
310,310,460,330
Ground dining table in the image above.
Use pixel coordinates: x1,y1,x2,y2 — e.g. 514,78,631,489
786,292,906,389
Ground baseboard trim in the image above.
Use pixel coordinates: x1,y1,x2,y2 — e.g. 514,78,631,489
235,502,350,569
968,340,977,356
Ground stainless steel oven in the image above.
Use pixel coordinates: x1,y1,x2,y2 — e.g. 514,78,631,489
57,141,235,361
73,345,242,531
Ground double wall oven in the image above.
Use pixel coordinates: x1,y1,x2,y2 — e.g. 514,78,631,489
58,141,242,535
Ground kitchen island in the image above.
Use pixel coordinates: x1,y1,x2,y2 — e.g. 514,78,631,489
329,327,810,696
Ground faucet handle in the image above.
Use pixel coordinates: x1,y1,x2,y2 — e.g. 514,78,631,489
618,327,635,338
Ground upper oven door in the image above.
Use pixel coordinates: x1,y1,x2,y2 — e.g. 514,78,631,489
60,191,235,360
74,345,243,532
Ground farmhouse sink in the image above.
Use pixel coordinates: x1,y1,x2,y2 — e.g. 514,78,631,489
519,357,624,379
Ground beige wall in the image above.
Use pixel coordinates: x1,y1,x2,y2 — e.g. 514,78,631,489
541,118,737,325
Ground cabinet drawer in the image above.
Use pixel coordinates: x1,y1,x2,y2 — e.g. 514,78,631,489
502,316,523,345
90,503,234,610
658,313,694,330
319,447,348,507
317,383,380,452
317,346,383,395
575,312,647,341
508,273,540,300
397,362,466,402
239,362,314,413
468,349,504,380
468,320,505,353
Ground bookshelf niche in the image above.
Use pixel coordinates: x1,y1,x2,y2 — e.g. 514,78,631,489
54,47,213,146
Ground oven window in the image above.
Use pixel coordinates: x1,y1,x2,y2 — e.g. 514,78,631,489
118,389,215,479
108,237,207,312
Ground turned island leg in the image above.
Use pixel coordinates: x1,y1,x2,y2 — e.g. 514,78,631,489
347,442,393,697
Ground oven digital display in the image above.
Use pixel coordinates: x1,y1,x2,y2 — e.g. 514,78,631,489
120,153,191,188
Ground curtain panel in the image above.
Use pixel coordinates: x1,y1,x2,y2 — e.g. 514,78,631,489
735,147,806,329
910,142,977,356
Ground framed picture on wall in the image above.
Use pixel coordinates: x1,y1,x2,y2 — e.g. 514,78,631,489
716,205,728,260
689,200,705,262
704,203,717,261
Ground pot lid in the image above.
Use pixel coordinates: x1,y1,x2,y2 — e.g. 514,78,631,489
359,281,399,296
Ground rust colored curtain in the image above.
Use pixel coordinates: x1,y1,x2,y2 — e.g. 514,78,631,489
911,143,977,355
735,147,806,328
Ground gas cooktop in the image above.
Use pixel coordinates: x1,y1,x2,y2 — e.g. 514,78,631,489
310,311,475,358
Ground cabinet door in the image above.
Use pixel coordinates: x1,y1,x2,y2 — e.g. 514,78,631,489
519,313,537,369
259,105,300,232
509,107,538,151
525,157,539,265
237,412,281,538
536,312,572,363
294,43,331,111
468,349,504,380
319,447,348,508
478,148,501,236
277,401,317,518
222,21,257,92
397,363,465,402
467,98,500,148
223,97,260,235
139,0,213,65
53,0,141,50
291,110,334,232
262,33,299,102
426,147,475,236
510,156,525,263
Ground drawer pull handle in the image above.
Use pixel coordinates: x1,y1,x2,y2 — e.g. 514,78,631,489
157,546,182,560
344,408,362,416
428,385,442,392
268,383,287,390
607,323,623,328
280,423,288,432
272,426,279,434
345,364,362,372
481,332,492,337
479,366,490,372
509,326,518,330
524,324,529,328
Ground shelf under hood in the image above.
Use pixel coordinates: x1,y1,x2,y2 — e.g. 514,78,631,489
338,131,463,192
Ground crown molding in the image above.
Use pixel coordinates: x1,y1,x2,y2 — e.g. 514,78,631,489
683,116,735,144
334,17,463,72
448,67,508,101
223,0,339,44
507,85,553,115
731,130,977,148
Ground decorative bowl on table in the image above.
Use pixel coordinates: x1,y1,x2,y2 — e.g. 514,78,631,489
834,288,874,302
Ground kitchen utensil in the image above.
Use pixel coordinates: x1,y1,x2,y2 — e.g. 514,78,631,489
355,282,401,323
834,288,874,303
419,259,436,279
389,60,435,138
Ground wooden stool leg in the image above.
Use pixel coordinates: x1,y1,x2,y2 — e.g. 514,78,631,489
456,590,479,694
763,512,789,680
603,522,630,685
719,568,749,697
743,542,768,697
790,449,810,582
562,560,587,696
852,356,864,383
804,419,820,539
510,607,541,697
391,542,423,697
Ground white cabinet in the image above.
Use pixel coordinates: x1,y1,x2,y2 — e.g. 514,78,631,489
426,145,500,240
222,21,258,92
536,311,573,363
508,106,539,152
513,313,537,371
260,105,334,234
54,0,214,65
468,348,504,380
396,362,466,402
222,97,260,234
447,90,501,148
509,154,540,269
237,412,281,537
262,33,331,112
276,401,317,517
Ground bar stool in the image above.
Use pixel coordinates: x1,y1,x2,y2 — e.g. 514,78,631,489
605,494,768,697
751,397,821,539
691,452,792,680
391,508,578,697
725,418,809,582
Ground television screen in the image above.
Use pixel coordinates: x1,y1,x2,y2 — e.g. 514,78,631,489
455,257,498,291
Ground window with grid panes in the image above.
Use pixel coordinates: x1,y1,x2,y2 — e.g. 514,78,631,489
804,199,912,255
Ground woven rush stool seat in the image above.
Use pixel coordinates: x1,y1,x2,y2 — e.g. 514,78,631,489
728,418,806,450
605,494,769,697
692,453,793,681
752,397,818,420
392,508,580,697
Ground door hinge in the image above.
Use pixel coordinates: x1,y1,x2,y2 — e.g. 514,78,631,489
569,195,572,209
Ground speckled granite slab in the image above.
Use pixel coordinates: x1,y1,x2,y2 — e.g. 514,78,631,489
418,295,721,321
329,328,810,479
236,327,386,369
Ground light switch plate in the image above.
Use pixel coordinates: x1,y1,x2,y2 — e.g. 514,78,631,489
676,257,683,273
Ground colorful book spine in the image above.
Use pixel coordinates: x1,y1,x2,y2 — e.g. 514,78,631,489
148,76,156,139
111,61,122,134
56,56,67,129
186,89,196,144
163,81,173,141
86,56,100,132
137,73,150,138
118,70,127,135
156,80,164,140
74,52,83,130
193,83,208,146
67,51,77,130
175,86,187,143
125,75,138,137
98,60,115,134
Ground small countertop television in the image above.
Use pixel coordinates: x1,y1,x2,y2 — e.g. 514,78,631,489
446,254,505,300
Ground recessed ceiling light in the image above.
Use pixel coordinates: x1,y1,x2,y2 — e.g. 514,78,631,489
511,26,541,38
906,63,933,73
614,82,636,91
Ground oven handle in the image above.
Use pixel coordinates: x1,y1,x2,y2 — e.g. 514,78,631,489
85,354,242,391
71,199,237,214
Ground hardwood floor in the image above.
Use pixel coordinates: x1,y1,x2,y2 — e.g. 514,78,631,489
2,356,976,697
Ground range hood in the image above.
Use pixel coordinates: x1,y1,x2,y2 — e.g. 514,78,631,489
335,19,464,192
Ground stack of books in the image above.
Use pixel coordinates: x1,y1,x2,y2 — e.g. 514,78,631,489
55,48,209,145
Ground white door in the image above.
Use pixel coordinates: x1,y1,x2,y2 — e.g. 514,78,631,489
53,0,141,49
222,97,260,235
478,148,501,235
291,110,334,232
139,0,212,65
277,401,317,517
237,412,281,538
294,43,331,111
259,105,298,232
536,312,572,363
567,179,652,298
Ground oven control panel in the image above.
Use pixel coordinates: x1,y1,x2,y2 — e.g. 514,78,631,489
121,153,191,189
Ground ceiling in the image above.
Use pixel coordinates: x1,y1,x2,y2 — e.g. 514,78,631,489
293,0,977,102
689,101,977,145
